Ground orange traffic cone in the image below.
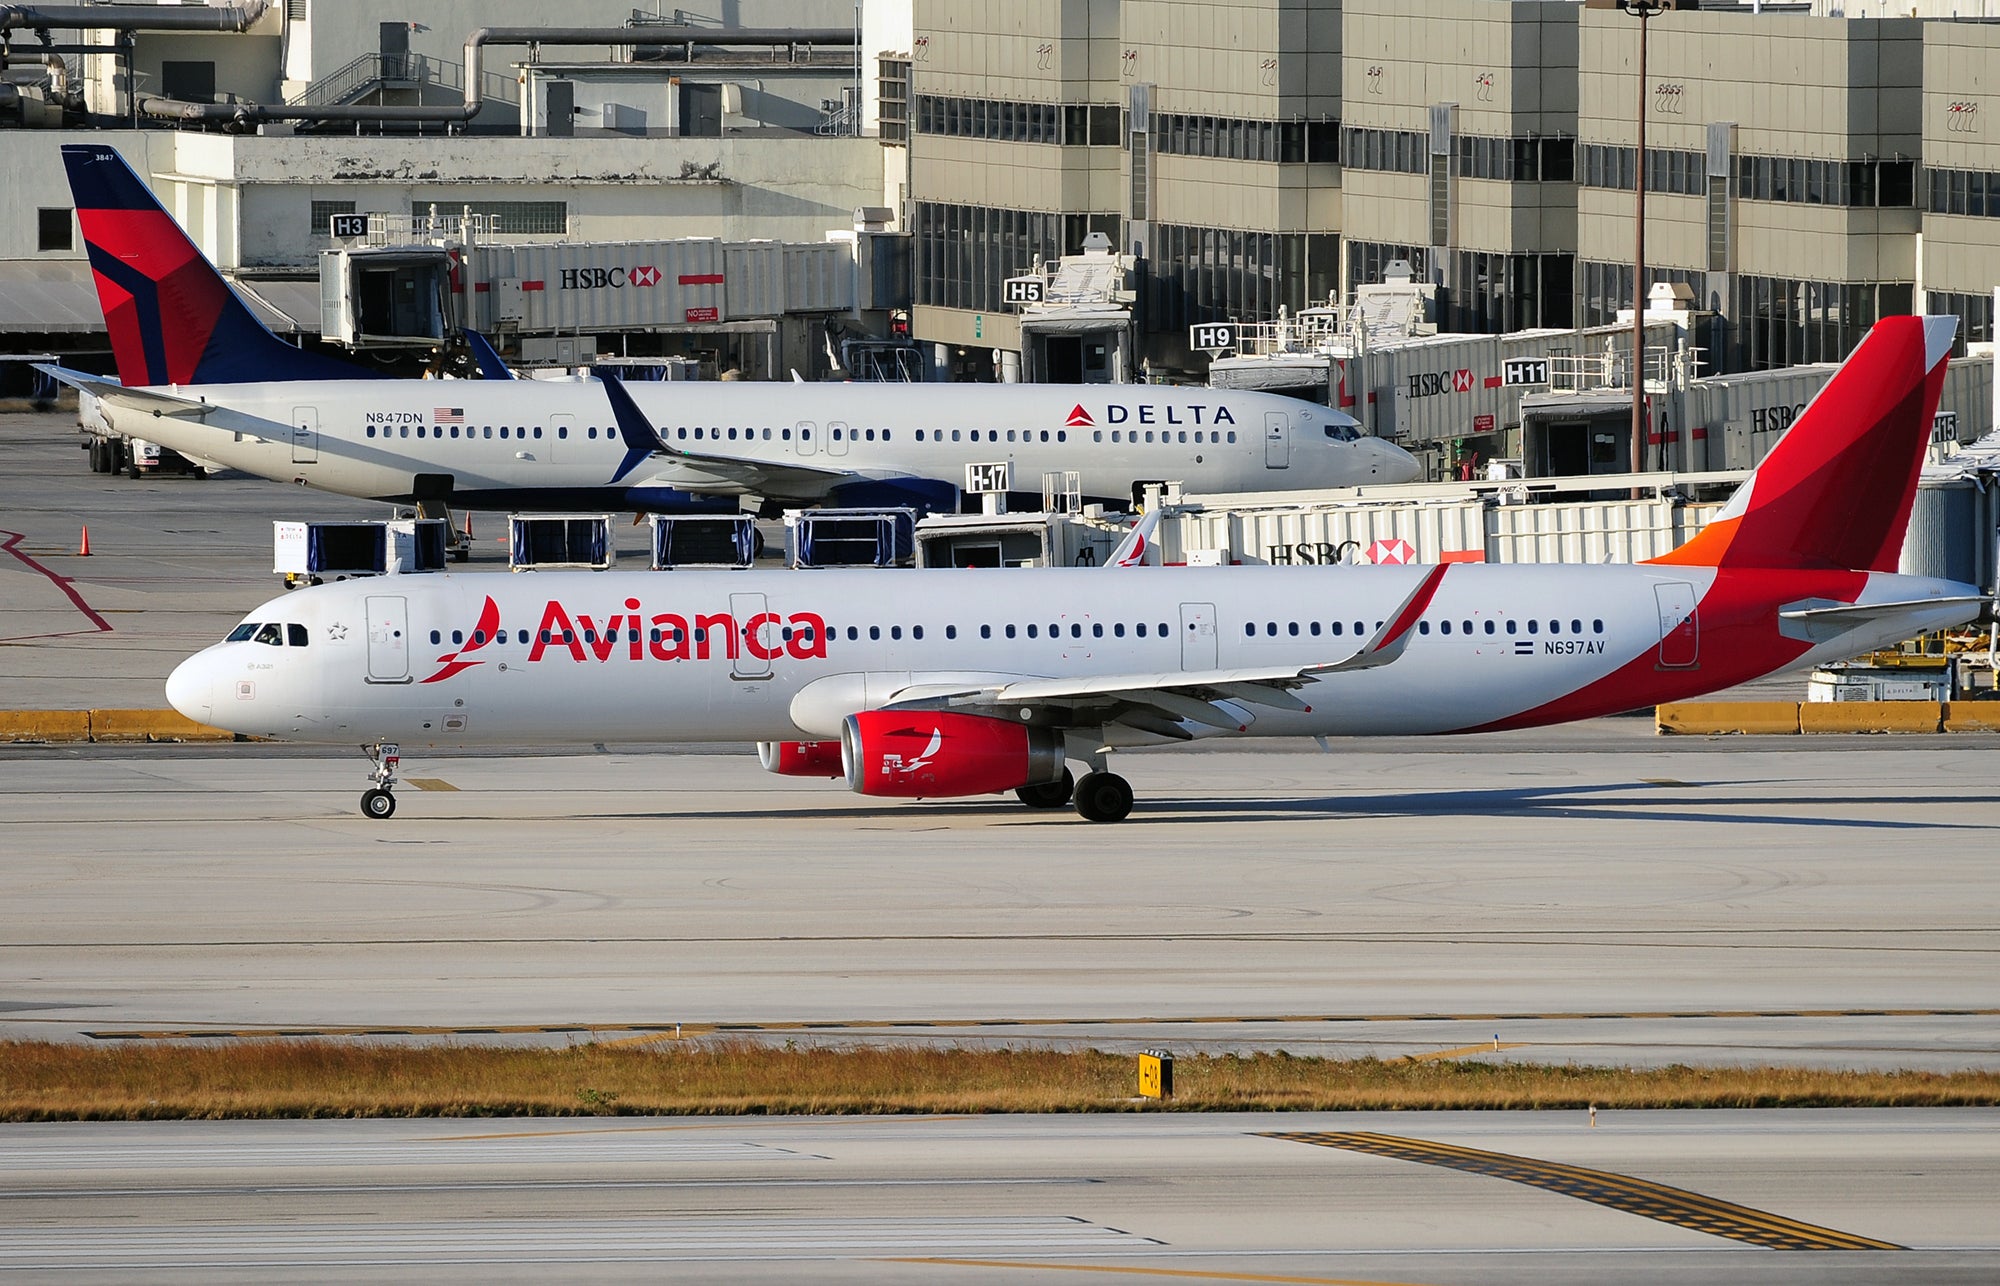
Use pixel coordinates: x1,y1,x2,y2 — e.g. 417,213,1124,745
78,525,91,556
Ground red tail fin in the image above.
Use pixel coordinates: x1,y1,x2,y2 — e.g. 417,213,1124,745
1650,315,1954,572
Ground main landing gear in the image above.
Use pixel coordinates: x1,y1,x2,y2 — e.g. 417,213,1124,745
1014,767,1075,810
1071,770,1134,823
360,742,400,819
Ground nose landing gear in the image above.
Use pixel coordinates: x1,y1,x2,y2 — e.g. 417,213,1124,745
360,742,400,819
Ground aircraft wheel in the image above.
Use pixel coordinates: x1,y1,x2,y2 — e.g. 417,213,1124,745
88,439,104,472
126,454,141,480
1015,767,1075,810
1073,771,1134,823
360,788,397,819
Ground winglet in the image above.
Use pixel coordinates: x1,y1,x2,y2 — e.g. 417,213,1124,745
1105,509,1161,569
465,329,514,380
1307,564,1448,676
599,372,668,484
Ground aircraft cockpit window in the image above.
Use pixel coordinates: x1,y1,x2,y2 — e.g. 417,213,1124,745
288,624,308,647
1322,422,1358,441
253,622,284,647
226,623,259,642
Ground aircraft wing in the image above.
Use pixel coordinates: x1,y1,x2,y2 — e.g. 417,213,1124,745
885,565,1447,735
600,372,858,495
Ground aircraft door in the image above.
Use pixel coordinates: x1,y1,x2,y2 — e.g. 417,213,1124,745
795,420,817,456
1264,411,1290,469
364,595,411,683
826,420,850,457
1179,602,1218,670
547,413,573,463
290,406,319,464
1654,582,1699,669
730,591,774,680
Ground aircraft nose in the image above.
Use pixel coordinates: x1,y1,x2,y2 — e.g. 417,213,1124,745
1372,436,1423,482
164,653,216,726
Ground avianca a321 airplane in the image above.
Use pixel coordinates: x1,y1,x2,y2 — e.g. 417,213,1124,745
44,143,1419,516
165,316,1982,822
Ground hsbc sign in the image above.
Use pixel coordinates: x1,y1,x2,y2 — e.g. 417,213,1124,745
557,265,661,290
1407,367,1475,399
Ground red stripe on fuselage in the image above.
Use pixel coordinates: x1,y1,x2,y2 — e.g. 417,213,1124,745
1463,567,1866,732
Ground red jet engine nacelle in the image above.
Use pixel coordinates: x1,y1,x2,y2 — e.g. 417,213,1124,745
840,710,1066,798
757,740,846,778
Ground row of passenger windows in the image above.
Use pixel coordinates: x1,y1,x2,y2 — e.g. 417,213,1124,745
1093,429,1236,445
357,423,1104,446
426,621,1176,646
422,615,1610,650
226,621,308,646
1242,617,1607,638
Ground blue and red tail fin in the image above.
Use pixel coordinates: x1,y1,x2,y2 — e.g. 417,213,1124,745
61,144,375,386
1649,314,1955,574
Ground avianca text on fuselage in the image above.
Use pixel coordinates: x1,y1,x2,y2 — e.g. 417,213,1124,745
419,595,831,682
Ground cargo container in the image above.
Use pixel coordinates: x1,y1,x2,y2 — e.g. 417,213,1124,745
274,519,449,587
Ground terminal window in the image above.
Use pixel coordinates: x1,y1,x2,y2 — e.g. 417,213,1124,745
310,199,356,236
37,208,71,252
412,201,567,236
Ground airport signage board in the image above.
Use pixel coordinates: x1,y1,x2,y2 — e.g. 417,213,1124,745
1503,358,1548,386
1003,277,1045,305
328,213,369,239
965,462,1011,494
1190,323,1237,353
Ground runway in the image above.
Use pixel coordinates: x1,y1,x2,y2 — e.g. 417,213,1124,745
1,1110,1995,1282
3,737,1996,1066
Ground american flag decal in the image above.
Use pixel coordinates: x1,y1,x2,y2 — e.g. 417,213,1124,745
434,407,465,424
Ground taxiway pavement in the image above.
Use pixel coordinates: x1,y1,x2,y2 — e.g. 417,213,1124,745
1,1110,1994,1283
3,738,1995,1067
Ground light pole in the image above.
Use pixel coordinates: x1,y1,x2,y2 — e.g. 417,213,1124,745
1588,0,1692,484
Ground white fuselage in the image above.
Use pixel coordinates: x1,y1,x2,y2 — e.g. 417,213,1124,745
166,563,1979,748
101,379,1419,511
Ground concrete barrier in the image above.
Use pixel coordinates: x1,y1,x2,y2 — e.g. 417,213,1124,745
1942,702,2000,732
1655,702,1801,735
1799,701,1943,734
86,709,237,742
0,710,92,742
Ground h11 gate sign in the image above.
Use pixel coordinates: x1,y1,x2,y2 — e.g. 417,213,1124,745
1502,358,1549,386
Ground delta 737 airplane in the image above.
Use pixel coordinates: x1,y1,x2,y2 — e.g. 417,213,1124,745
45,143,1419,518
163,314,1983,823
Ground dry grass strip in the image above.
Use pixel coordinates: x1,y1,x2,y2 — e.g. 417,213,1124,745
4,1040,1998,1121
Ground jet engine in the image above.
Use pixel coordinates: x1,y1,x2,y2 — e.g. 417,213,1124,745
756,740,845,777
840,711,1066,798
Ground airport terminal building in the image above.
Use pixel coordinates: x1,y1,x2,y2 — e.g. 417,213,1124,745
902,0,2000,380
